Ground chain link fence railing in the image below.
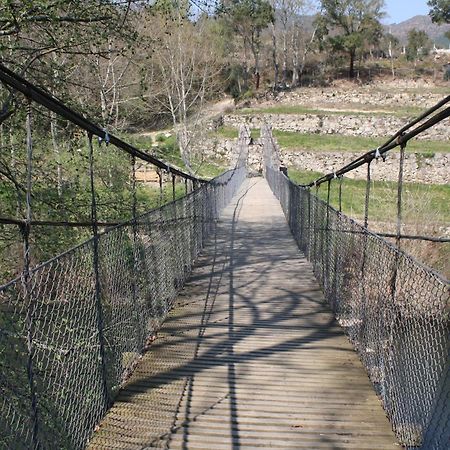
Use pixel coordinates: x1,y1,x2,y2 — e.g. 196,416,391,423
0,136,248,449
262,125,449,450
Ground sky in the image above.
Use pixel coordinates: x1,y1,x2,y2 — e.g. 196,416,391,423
383,0,430,24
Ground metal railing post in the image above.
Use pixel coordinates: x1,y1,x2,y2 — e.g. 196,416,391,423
22,99,39,449
87,133,111,409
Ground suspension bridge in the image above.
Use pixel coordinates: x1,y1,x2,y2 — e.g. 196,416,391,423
0,65,449,450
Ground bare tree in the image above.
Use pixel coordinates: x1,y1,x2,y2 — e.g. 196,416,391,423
292,17,317,86
91,40,132,128
270,0,316,87
145,11,222,173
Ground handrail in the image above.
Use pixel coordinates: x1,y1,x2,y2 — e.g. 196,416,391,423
0,62,203,183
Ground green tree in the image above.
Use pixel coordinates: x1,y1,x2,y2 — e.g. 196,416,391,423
428,0,450,23
406,28,431,64
316,0,385,78
219,0,274,89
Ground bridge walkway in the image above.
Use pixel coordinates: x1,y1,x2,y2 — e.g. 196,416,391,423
88,177,398,449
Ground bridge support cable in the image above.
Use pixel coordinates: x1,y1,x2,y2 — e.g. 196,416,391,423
129,153,145,352
0,113,248,449
158,169,164,207
0,63,207,232
363,162,371,230
0,63,201,184
395,142,406,250
87,133,111,411
0,62,253,448
262,123,449,449
22,99,39,450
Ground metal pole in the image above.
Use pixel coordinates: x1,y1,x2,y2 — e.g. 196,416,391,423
87,132,110,409
396,144,406,249
326,180,331,230
23,99,39,449
172,174,176,202
364,162,371,230
130,154,144,346
158,169,163,206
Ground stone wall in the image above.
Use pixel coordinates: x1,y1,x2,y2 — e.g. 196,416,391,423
281,149,449,185
269,85,446,110
194,135,449,184
223,113,450,140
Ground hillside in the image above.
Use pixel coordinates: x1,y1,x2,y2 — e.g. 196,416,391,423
385,15,450,46
274,13,450,48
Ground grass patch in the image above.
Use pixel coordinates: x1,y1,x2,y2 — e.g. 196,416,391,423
128,132,227,180
251,128,261,139
124,133,153,150
273,131,449,153
238,105,330,116
214,126,239,139
236,105,424,118
213,126,261,140
209,127,448,154
287,167,450,224
195,160,228,179
288,167,450,277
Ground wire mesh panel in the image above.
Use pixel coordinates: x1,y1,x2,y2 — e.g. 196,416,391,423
1,241,107,449
263,125,449,450
0,280,34,448
0,161,247,449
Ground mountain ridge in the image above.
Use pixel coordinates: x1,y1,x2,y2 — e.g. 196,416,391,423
384,15,450,46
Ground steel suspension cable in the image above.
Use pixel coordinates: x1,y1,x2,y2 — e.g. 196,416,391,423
0,63,202,183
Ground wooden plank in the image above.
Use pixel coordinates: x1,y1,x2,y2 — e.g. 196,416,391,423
87,178,398,450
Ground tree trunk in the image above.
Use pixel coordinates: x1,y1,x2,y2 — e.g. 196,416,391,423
177,126,194,174
251,31,261,90
253,50,260,90
271,23,279,91
243,60,249,92
292,29,299,87
100,89,108,124
349,50,355,79
253,52,260,89
243,40,249,92
282,32,287,86
51,57,63,196
389,40,395,78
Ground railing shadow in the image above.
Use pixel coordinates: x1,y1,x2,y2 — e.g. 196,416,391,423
95,178,372,450
264,161,449,450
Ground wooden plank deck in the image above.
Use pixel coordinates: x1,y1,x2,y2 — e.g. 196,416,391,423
88,178,398,450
